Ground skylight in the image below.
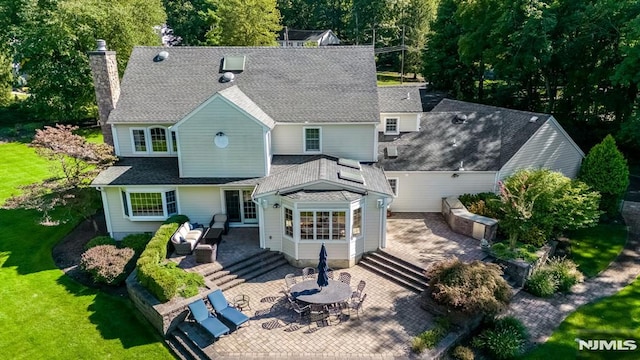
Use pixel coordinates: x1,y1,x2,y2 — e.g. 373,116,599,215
223,55,246,71
338,158,361,170
339,169,364,184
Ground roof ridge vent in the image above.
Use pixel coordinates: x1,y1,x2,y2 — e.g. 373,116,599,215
220,72,235,83
529,116,539,123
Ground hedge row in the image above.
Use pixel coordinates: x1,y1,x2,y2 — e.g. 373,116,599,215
136,215,204,302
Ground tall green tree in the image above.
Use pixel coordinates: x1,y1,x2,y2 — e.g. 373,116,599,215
0,52,12,106
579,134,630,217
402,0,437,78
205,0,281,46
162,0,209,45
10,0,165,122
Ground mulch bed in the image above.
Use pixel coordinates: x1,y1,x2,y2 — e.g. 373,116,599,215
51,211,128,297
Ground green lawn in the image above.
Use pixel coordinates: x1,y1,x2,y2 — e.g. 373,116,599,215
569,224,628,278
523,275,640,359
377,71,423,86
0,141,172,359
0,143,52,204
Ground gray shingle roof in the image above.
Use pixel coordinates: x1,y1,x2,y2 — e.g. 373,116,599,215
256,155,393,196
109,46,378,124
378,86,423,113
283,190,363,201
92,157,258,186
215,86,275,128
378,99,550,171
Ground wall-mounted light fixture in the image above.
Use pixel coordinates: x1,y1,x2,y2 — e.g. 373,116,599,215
451,173,459,178
214,132,229,148
273,203,280,209
376,199,385,208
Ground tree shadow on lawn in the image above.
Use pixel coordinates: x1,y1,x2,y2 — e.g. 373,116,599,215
0,208,77,275
55,274,168,349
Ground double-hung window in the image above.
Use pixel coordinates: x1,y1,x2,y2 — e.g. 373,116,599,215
352,208,362,236
121,189,178,220
130,127,174,154
384,118,399,135
304,127,321,153
387,178,398,196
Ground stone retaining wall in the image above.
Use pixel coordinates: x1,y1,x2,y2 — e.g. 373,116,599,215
126,270,213,337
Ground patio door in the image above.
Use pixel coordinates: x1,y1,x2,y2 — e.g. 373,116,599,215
224,189,257,224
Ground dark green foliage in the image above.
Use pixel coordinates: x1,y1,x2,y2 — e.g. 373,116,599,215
411,317,451,353
426,258,512,315
120,233,152,254
162,0,209,45
80,245,135,285
451,345,474,360
579,135,630,216
85,235,116,250
458,192,501,218
472,316,528,360
490,242,538,263
136,215,204,302
204,0,281,46
526,258,584,297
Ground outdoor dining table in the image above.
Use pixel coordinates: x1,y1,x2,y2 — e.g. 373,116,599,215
290,279,352,305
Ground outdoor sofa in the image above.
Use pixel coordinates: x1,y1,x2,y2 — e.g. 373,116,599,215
170,221,204,255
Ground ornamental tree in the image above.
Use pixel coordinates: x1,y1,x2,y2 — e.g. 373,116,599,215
579,134,630,216
499,169,601,247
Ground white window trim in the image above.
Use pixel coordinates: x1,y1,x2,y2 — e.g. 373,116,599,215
121,188,179,221
129,126,175,155
351,206,363,239
384,118,400,135
387,177,399,197
283,206,294,239
303,127,322,154
296,209,348,243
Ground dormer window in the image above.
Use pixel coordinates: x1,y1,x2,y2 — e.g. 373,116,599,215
130,126,175,155
384,118,399,135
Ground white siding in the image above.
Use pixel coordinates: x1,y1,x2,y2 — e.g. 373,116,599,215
386,172,497,212
271,124,377,161
298,241,349,261
499,120,583,180
378,113,420,133
178,97,267,177
363,197,383,252
112,123,177,157
177,187,222,225
262,197,283,251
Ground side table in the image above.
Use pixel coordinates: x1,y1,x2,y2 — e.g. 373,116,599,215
233,294,251,311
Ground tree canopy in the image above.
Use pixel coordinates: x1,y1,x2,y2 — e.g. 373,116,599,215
204,0,282,46
3,0,165,122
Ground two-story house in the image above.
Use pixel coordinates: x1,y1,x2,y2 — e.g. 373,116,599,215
89,41,584,268
89,42,393,268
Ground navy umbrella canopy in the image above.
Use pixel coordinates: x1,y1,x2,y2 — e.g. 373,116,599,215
317,243,329,289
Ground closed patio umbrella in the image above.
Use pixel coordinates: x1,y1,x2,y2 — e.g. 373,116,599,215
317,243,329,289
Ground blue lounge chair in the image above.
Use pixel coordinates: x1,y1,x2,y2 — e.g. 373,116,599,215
187,299,230,339
207,290,250,328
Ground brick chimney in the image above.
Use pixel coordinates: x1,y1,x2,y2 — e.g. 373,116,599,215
88,39,119,147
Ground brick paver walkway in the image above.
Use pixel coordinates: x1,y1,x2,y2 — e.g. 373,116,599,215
505,201,640,346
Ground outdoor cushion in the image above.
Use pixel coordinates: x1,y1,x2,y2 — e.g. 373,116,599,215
207,289,249,328
187,299,230,339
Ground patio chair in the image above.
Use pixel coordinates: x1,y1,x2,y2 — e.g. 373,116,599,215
348,293,367,319
326,302,346,324
338,272,352,285
302,267,315,280
284,273,297,291
207,290,250,329
288,297,310,321
187,299,230,339
308,304,329,329
351,280,366,300
209,213,229,235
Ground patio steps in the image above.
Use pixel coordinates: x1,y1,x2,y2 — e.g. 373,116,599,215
359,250,429,294
207,250,288,291
166,322,209,360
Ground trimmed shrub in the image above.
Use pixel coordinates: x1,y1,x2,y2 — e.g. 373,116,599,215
491,242,539,263
85,236,116,250
525,268,557,297
472,316,528,360
459,192,501,218
426,258,512,315
80,245,135,285
121,233,152,254
135,215,205,302
451,345,474,360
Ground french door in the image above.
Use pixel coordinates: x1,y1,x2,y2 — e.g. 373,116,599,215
224,189,257,224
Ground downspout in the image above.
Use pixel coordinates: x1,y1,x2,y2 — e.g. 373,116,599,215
251,187,266,249
98,187,113,237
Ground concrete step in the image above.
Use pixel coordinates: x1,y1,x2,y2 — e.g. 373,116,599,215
208,250,275,281
218,257,289,291
176,322,213,359
360,255,429,289
166,330,197,360
365,251,428,283
358,261,427,294
210,252,288,291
